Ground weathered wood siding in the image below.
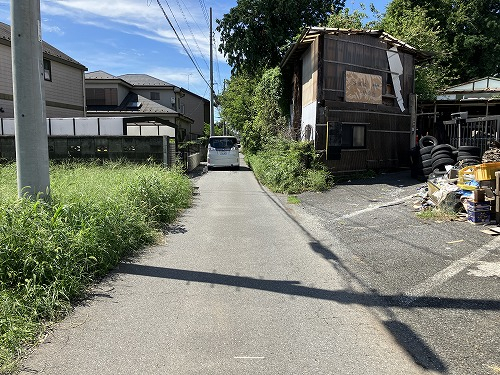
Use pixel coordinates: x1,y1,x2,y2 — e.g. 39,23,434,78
316,33,415,171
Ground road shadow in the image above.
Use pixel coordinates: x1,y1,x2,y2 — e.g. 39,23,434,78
384,320,447,372
116,263,500,311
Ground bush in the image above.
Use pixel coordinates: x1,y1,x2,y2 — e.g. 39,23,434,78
246,137,331,194
0,161,192,372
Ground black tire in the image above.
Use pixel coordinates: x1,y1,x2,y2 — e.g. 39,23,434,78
432,157,455,171
431,150,453,160
419,135,438,148
419,145,434,156
431,144,453,155
458,146,481,157
459,145,480,152
421,153,432,161
422,159,433,168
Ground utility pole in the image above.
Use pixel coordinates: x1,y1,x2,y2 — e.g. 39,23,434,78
11,0,50,199
209,7,215,136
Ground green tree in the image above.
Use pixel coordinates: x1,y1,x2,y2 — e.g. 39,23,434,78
384,0,500,84
325,3,380,29
216,0,345,75
243,67,288,153
379,0,451,99
218,73,257,134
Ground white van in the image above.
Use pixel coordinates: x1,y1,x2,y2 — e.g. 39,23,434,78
207,136,240,170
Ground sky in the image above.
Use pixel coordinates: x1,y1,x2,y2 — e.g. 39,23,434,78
0,0,390,112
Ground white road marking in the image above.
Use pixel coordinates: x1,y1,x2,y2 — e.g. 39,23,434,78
334,195,415,221
401,236,500,305
468,261,500,278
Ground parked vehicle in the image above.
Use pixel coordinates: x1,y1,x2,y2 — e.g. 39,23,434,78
207,136,240,170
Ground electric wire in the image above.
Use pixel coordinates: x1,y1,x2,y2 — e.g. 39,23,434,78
198,0,209,27
175,0,210,71
156,0,210,88
161,0,202,75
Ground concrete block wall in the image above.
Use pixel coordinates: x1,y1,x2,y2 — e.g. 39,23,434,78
0,136,176,167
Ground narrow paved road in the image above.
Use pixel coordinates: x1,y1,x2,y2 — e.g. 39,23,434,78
21,162,432,374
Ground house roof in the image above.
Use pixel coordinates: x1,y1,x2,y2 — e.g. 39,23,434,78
118,74,174,87
0,21,87,71
87,91,194,123
85,70,120,80
444,77,500,93
281,27,430,68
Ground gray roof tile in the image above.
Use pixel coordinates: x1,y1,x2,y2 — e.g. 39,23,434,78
85,70,119,80
118,74,174,87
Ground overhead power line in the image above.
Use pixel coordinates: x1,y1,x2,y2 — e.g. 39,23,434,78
156,0,210,88
175,0,210,71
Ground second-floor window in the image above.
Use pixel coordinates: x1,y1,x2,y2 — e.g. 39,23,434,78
86,88,118,106
43,59,52,81
150,92,160,100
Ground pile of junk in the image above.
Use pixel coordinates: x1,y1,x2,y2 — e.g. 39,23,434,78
410,135,500,226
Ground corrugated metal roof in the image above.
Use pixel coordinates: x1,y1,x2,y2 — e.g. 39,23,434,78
444,77,500,93
0,21,86,70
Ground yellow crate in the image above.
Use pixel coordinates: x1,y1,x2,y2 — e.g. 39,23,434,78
457,165,479,191
473,162,500,181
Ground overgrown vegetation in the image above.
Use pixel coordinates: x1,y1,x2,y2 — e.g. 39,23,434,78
246,138,331,193
0,161,192,373
416,207,461,221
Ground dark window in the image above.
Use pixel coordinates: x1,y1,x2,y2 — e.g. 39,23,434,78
150,92,160,100
342,123,366,149
43,59,52,81
86,88,118,106
209,137,237,149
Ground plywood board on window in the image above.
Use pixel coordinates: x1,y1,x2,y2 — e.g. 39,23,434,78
345,71,382,104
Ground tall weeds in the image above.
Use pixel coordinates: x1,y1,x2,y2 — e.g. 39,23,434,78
0,161,192,373
246,137,331,194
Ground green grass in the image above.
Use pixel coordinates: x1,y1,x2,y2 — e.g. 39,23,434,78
246,137,331,194
416,207,460,221
0,161,192,373
287,195,301,204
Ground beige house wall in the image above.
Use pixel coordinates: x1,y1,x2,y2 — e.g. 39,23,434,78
0,44,85,118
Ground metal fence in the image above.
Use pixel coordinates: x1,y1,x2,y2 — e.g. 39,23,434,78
443,115,500,155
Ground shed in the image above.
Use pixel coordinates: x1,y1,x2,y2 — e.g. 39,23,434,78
418,77,500,141
281,27,428,172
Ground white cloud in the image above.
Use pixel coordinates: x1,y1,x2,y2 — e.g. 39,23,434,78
43,24,65,36
40,0,212,60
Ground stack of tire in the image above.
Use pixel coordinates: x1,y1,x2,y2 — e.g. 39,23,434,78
430,144,456,173
457,145,481,166
412,136,458,180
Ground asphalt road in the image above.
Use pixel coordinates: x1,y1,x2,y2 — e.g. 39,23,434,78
20,162,435,375
288,171,500,375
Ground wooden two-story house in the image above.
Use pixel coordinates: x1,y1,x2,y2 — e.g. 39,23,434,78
281,27,428,172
